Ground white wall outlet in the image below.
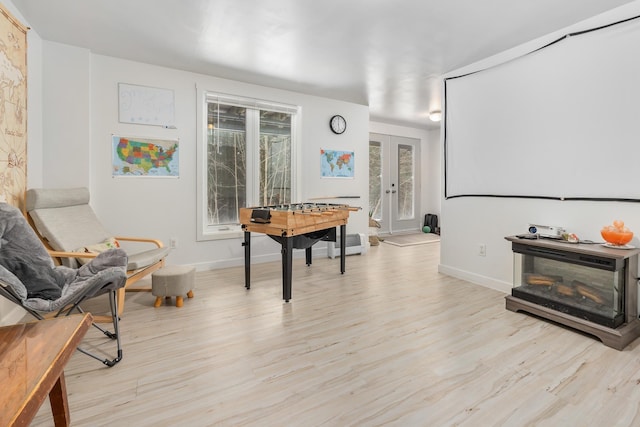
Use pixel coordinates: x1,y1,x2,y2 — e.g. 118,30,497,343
170,237,178,249
478,244,486,257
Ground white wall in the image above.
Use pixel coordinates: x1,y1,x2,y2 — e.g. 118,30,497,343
426,128,441,219
42,41,90,186
439,1,640,293
40,47,370,271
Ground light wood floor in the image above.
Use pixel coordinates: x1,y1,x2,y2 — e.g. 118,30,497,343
32,241,640,426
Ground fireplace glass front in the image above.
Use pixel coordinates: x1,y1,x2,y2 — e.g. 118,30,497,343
512,242,625,328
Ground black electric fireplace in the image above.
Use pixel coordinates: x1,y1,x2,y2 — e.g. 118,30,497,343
505,236,640,350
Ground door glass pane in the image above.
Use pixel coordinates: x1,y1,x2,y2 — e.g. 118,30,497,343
369,141,382,220
260,111,291,206
207,103,246,225
397,144,414,220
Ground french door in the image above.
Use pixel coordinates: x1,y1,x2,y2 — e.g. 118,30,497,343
369,133,421,234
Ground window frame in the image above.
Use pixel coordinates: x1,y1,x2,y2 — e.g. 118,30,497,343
196,88,301,241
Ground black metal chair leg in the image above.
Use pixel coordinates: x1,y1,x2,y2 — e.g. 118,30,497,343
71,290,123,367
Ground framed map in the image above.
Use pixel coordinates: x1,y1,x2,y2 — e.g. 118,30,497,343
0,5,27,210
320,149,354,178
111,135,179,177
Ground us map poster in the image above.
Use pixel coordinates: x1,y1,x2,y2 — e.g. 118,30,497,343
112,135,179,177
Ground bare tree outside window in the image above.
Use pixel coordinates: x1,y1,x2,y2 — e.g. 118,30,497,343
259,111,291,206
207,100,293,227
207,104,247,225
397,144,414,219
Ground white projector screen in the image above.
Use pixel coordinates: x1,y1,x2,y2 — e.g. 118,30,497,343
445,16,640,201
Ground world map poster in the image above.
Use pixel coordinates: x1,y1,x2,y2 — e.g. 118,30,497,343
0,6,27,210
112,135,179,177
320,149,354,178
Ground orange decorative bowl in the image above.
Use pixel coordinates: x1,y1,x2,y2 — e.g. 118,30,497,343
601,227,633,246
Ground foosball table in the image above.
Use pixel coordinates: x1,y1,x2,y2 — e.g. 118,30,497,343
240,203,360,302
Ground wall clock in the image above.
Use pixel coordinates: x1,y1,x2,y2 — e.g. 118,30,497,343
330,115,346,134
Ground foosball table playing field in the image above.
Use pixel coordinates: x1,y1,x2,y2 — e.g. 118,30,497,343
240,203,360,302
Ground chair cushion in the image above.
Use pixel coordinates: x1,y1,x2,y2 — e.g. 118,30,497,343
24,249,128,312
26,187,90,210
127,246,170,270
29,204,111,254
74,238,172,273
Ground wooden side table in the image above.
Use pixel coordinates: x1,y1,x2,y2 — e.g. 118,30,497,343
1,313,92,427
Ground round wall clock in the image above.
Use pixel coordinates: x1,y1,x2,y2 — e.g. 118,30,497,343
330,115,346,134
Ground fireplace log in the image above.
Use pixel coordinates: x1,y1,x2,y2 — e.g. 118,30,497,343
525,273,561,286
573,280,605,304
555,283,576,297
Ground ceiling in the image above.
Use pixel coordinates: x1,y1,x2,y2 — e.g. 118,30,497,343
11,0,636,129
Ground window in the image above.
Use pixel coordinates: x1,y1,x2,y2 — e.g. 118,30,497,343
397,143,414,219
197,91,299,239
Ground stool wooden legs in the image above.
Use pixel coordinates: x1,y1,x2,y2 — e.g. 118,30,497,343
154,291,193,307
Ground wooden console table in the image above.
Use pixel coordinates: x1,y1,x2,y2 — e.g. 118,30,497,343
1,313,92,427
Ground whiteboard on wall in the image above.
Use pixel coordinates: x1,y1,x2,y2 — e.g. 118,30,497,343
444,16,640,201
118,83,175,127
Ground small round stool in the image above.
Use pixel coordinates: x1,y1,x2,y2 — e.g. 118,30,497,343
152,265,195,308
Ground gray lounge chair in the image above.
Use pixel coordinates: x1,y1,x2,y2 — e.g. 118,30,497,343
0,203,127,366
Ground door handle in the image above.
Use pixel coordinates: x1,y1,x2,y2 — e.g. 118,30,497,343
391,190,397,194
385,190,391,194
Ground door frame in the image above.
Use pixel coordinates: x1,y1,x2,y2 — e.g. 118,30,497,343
369,133,421,234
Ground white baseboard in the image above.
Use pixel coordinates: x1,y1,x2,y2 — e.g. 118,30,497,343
438,264,511,294
190,245,334,271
